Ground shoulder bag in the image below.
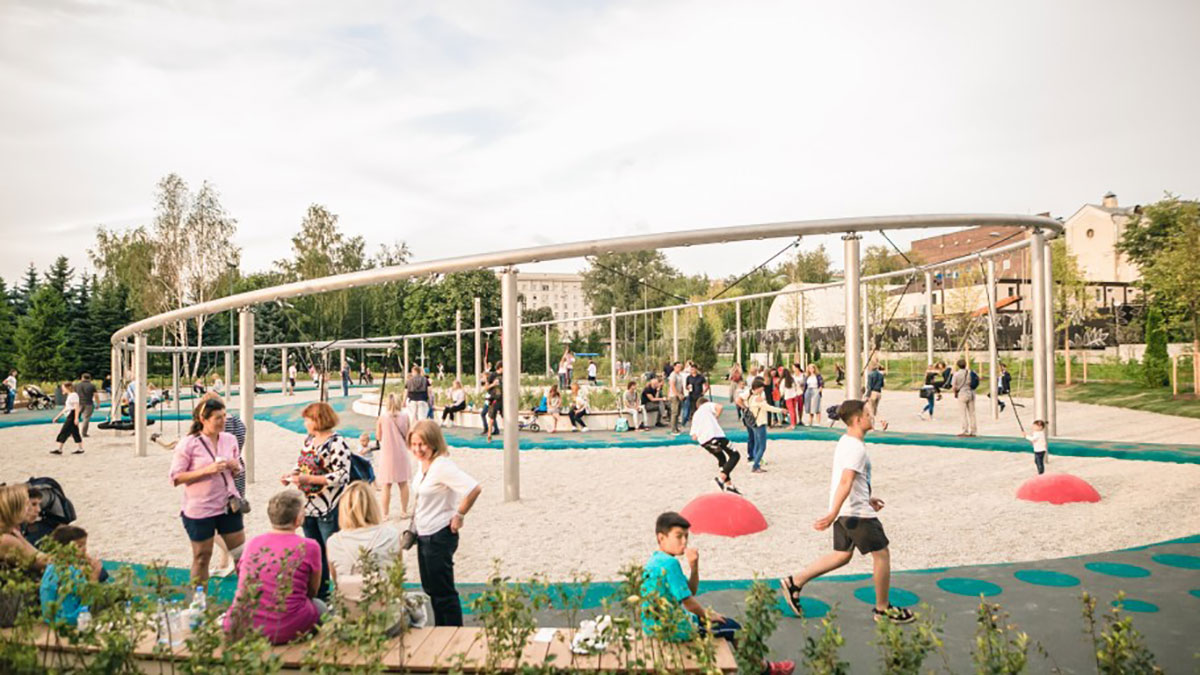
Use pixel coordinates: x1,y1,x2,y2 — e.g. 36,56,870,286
198,435,251,515
400,469,424,550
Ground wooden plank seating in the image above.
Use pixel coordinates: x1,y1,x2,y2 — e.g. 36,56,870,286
13,623,738,673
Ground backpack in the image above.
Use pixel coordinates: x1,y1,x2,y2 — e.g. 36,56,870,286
349,453,375,484
969,370,980,391
614,418,630,432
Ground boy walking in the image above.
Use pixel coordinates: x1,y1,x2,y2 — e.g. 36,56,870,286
689,397,742,494
643,512,794,675
778,399,914,624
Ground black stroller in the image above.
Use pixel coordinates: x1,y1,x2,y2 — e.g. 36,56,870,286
23,385,54,410
23,476,77,546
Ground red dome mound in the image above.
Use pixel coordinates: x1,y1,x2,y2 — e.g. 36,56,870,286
1016,473,1101,505
679,493,768,537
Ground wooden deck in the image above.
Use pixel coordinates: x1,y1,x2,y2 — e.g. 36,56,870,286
23,624,738,673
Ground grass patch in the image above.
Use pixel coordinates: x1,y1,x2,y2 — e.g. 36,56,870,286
1056,382,1200,420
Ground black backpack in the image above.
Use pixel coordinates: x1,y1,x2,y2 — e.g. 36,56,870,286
349,453,375,484
969,370,980,391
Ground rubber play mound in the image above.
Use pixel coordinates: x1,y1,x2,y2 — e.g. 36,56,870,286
679,493,768,537
1016,473,1101,505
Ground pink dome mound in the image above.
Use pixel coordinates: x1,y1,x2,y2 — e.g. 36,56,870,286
1016,473,1101,505
680,493,768,537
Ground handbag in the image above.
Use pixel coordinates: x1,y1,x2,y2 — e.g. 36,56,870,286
740,405,756,428
401,470,423,550
198,435,251,515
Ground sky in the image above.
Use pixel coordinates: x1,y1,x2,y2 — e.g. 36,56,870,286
2,0,1198,286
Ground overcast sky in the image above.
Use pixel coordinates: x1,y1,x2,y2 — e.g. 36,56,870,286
2,0,1198,286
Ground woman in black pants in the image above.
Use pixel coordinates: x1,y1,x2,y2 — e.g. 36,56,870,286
440,379,467,426
408,420,481,626
51,382,84,455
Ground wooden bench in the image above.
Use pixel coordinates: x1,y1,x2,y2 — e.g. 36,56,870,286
22,624,738,673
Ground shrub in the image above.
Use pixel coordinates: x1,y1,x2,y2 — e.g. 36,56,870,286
1082,591,1162,674
1141,305,1170,387
972,599,1030,674
874,604,945,674
733,577,781,675
801,606,849,675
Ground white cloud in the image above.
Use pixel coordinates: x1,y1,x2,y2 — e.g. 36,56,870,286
0,0,1198,285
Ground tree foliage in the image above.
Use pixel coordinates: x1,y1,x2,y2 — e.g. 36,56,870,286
783,244,835,284
15,285,71,380
691,314,717,372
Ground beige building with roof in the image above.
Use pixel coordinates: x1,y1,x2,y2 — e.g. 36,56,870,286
514,272,590,337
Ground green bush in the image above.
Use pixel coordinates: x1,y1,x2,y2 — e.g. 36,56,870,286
733,577,782,675
1082,592,1162,674
1141,305,1170,387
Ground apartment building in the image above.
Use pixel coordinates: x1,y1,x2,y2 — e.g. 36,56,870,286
514,272,591,337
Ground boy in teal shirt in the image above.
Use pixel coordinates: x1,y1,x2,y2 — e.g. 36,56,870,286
40,525,102,627
641,512,794,674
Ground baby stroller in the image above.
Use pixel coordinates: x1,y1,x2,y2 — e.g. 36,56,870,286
24,385,54,410
24,476,77,546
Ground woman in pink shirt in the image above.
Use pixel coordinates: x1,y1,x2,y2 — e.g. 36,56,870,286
224,489,324,644
169,397,246,585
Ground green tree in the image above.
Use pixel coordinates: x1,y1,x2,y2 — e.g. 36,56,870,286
0,279,17,369
582,250,681,351
691,315,717,373
861,244,910,276
15,284,71,381
783,244,835,283
85,279,132,381
13,263,39,315
1141,305,1170,387
276,204,367,339
1119,196,1200,390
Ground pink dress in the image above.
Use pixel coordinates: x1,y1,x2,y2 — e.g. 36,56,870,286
376,411,411,484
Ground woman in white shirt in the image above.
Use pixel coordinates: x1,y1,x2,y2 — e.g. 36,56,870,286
781,368,803,429
567,382,589,432
408,420,481,627
50,381,84,455
439,379,468,427
325,481,403,626
544,384,562,433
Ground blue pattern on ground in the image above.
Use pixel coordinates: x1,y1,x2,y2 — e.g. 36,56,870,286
1150,554,1200,569
852,585,919,607
1112,598,1159,613
1013,569,1081,587
936,577,1003,597
1084,562,1151,578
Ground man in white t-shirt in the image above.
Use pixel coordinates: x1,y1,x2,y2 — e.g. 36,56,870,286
777,399,914,624
688,397,742,495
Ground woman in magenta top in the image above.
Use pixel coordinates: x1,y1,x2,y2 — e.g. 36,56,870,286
169,397,246,585
223,489,324,644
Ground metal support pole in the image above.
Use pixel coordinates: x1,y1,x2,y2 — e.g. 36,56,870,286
474,297,482,390
500,269,520,502
735,300,742,367
455,309,463,383
610,307,618,386
545,324,551,375
109,347,120,422
224,350,233,404
339,348,347,378
171,352,180,422
403,339,410,377
862,285,871,370
986,259,1000,420
1043,239,1057,435
1030,230,1048,423
134,334,148,457
843,234,863,399
798,292,807,369
420,337,426,371
672,309,679,362
238,309,256,483
516,303,523,377
281,347,288,395
924,271,934,366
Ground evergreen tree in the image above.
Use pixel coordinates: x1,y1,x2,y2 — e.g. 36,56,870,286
87,280,133,381
14,263,39,315
692,317,718,373
44,256,75,297
1141,304,1170,388
15,285,71,381
0,279,17,370
67,273,94,376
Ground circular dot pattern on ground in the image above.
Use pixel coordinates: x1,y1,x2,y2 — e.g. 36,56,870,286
937,577,1003,597
1112,598,1159,613
1013,570,1081,587
1084,562,1151,578
1151,553,1200,569
1189,589,1200,599
853,586,919,607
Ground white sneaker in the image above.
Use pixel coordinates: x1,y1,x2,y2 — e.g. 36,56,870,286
581,427,590,432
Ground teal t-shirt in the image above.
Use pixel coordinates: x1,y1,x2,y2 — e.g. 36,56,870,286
640,550,694,641
40,563,85,626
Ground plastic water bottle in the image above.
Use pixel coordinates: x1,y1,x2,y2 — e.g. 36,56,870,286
193,586,207,612
187,586,207,629
76,606,91,631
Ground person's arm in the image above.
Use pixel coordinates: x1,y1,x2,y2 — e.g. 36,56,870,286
681,596,726,624
685,547,699,595
450,484,482,533
1,533,48,571
307,544,322,598
814,469,856,530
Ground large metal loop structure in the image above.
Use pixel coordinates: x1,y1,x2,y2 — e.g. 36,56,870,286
111,214,1062,501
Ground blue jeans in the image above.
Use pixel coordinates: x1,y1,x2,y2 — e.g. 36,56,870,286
4,389,12,413
750,425,768,469
695,615,741,642
479,402,498,434
302,505,340,601
743,424,758,465
922,396,935,417
681,397,697,425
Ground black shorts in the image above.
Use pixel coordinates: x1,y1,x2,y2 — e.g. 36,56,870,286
181,511,244,542
833,516,889,554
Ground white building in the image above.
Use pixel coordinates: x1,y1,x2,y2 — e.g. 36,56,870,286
514,272,591,337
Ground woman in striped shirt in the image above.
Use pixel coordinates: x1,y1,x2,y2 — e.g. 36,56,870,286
281,401,351,600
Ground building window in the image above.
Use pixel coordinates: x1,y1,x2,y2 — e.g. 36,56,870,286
1086,229,1095,239
1002,259,1011,271
542,284,550,291
1008,286,1015,297
1096,288,1103,302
